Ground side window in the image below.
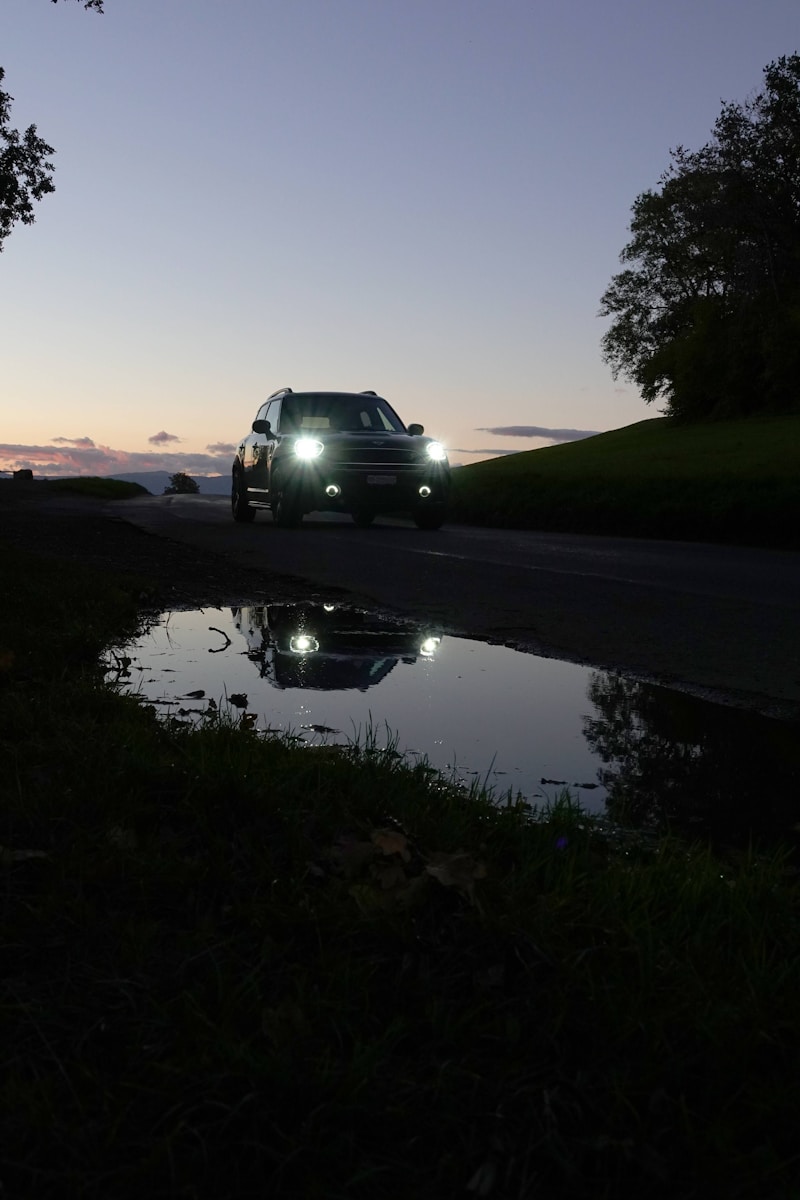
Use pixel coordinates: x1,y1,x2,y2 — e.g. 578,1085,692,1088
265,399,281,432
255,402,270,423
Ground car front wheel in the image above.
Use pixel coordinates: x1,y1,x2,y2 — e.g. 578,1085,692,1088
274,488,303,528
232,469,256,523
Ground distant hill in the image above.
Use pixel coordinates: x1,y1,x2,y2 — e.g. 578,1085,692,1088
109,472,229,495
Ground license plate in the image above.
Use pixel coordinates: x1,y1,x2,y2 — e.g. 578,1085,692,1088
366,475,396,485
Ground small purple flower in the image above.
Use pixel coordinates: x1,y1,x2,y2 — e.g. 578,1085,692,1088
555,835,569,850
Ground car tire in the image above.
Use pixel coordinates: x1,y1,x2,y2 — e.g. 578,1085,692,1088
351,507,375,528
232,469,256,523
412,504,447,531
274,489,303,528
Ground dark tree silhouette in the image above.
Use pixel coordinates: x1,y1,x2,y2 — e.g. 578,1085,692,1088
164,473,200,495
0,70,55,252
0,0,103,251
600,55,800,420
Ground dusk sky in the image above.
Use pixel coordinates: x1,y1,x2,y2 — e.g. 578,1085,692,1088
2,0,799,478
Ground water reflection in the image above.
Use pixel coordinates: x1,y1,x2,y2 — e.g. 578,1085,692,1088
105,602,800,848
584,672,800,849
232,603,441,692
106,602,606,808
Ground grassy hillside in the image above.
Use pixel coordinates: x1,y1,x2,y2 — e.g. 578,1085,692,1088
449,414,800,547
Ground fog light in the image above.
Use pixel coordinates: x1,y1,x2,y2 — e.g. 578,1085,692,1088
418,485,432,498
325,484,341,498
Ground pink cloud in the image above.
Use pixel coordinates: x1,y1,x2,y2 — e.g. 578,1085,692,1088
0,441,230,478
148,430,181,445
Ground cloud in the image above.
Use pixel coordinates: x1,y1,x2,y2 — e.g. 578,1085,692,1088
450,447,521,457
52,436,97,448
206,441,237,455
0,441,230,478
148,430,181,445
477,425,599,442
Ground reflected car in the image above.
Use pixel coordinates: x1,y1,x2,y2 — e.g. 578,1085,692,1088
231,388,450,529
232,603,442,692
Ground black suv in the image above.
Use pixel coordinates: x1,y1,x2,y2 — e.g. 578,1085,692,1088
231,388,450,529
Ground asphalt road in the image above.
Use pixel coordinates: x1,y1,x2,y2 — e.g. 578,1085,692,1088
116,494,800,720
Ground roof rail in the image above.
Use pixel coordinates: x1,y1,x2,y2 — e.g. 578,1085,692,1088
267,387,293,400
359,390,377,396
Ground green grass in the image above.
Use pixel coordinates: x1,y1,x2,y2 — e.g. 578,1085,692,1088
2,536,800,1198
449,413,800,547
45,476,150,499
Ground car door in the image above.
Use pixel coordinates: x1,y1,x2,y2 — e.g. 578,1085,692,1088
247,400,280,499
261,398,282,498
242,402,269,494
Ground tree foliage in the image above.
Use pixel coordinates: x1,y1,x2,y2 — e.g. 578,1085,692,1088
0,69,55,252
0,0,103,252
600,55,800,420
164,473,200,495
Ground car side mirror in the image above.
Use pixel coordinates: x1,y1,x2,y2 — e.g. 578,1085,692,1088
407,423,424,436
252,419,271,435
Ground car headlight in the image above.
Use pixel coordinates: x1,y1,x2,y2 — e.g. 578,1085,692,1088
425,441,447,462
294,438,324,460
290,633,319,654
419,636,441,657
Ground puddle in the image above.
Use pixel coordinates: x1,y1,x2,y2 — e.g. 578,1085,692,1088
104,602,800,848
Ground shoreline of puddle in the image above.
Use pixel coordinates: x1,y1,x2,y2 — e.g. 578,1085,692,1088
104,600,800,851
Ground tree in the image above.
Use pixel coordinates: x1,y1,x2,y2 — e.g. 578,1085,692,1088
600,55,800,420
0,0,103,252
164,473,200,495
0,69,55,252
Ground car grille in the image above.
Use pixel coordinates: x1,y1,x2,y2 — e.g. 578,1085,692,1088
332,446,422,469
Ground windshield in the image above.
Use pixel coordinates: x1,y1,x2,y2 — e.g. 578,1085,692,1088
280,394,405,434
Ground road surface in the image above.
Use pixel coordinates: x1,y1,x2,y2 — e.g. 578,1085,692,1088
116,494,800,720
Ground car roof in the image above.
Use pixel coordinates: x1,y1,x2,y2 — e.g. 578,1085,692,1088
267,389,385,403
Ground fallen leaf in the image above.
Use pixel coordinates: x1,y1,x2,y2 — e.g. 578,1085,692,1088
425,851,487,898
371,827,411,861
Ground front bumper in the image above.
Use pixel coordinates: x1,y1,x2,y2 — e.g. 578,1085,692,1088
281,461,451,513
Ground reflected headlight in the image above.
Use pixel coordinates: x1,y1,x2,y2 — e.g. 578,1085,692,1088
290,634,319,654
294,438,324,459
425,441,447,462
419,636,441,657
